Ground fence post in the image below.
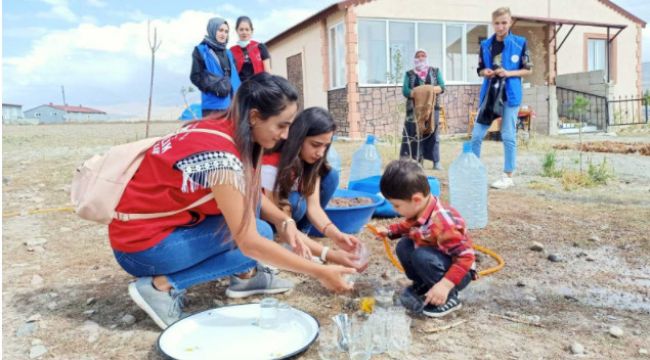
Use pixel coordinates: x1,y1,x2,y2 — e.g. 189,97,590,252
605,97,610,132
645,96,649,124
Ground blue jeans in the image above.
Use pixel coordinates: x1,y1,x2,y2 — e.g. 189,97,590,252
470,104,519,173
395,238,471,296
287,168,339,232
113,216,273,290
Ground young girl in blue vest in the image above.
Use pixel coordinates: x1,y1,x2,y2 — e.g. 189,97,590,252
231,16,272,83
471,7,532,189
190,17,241,117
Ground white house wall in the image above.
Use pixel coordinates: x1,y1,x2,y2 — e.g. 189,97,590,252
268,24,325,108
355,0,641,97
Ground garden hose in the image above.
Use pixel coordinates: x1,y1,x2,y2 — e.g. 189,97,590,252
366,224,505,277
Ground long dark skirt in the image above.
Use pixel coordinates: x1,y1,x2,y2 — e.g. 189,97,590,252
400,109,440,163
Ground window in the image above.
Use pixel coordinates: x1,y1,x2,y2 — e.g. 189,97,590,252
587,38,607,79
358,20,387,84
389,22,415,81
417,23,443,74
445,24,463,82
329,23,346,89
466,24,488,83
358,19,490,85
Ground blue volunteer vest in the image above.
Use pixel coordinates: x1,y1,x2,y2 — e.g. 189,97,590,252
478,33,527,107
196,44,241,111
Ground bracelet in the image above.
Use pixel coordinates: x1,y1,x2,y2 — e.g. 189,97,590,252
320,246,330,263
281,218,296,232
321,222,334,236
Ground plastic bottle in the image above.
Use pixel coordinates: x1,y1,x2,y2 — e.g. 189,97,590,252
326,136,342,179
349,134,382,185
448,141,488,229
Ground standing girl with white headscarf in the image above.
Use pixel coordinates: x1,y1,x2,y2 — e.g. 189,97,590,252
401,49,446,170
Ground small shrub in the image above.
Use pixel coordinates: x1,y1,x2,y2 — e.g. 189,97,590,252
542,152,562,178
587,158,615,185
561,170,593,191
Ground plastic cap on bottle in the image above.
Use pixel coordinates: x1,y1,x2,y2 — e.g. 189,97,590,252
366,134,375,144
463,141,473,153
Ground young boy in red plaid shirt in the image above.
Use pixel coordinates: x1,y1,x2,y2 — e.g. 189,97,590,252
375,159,476,317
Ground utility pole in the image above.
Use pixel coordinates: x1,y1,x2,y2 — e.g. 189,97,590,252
61,85,67,105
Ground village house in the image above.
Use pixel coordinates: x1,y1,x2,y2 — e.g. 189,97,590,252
266,0,646,137
23,103,108,124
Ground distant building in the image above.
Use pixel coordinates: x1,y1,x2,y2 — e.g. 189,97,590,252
2,103,24,123
23,103,108,124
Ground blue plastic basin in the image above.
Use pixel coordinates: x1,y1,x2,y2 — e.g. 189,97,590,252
308,188,384,236
348,175,440,217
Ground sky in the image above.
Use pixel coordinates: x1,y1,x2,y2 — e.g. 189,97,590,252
2,0,649,119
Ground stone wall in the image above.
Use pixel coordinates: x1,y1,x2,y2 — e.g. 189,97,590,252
440,85,481,134
357,86,404,139
329,84,483,137
327,88,349,135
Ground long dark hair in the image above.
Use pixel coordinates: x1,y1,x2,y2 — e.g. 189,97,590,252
273,107,336,203
226,73,298,235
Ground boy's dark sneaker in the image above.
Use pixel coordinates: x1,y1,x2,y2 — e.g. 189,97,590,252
422,294,462,318
399,286,425,313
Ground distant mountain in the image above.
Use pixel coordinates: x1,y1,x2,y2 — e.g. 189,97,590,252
641,61,650,92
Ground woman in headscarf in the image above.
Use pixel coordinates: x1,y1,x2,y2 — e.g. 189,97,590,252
190,17,241,117
400,49,446,170
230,16,272,83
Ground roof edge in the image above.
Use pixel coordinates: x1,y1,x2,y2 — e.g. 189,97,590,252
598,0,646,28
266,0,374,48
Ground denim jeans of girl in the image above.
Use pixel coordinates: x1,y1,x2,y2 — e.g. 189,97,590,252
287,168,339,232
113,216,273,290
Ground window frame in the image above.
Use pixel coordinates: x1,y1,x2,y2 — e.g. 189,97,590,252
583,33,617,83
356,17,491,87
328,22,346,90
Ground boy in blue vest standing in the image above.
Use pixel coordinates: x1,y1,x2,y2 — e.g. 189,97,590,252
471,7,532,189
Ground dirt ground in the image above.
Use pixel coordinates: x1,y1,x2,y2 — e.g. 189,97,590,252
3,123,650,359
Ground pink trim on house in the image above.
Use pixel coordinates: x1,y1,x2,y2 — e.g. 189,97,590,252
320,19,330,92
345,7,361,138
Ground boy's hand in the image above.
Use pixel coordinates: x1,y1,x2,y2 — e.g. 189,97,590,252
373,226,389,238
424,278,455,306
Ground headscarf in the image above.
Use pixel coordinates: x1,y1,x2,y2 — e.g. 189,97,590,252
204,17,228,51
413,49,429,81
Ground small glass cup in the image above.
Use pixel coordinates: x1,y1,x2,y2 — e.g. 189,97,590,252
347,317,372,360
317,323,347,360
259,297,279,329
374,285,395,309
352,242,370,269
366,308,388,354
385,307,411,358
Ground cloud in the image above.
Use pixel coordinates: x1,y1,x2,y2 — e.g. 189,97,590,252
254,8,322,42
220,4,245,15
37,0,78,22
2,6,323,116
3,10,219,112
87,0,107,8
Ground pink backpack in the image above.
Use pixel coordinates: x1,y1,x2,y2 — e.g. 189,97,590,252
71,128,235,224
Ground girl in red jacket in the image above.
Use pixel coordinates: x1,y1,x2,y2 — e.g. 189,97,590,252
230,16,272,83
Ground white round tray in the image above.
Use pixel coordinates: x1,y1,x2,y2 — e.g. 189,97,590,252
157,303,319,360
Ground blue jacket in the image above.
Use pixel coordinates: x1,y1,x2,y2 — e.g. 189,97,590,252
196,44,241,111
479,33,527,107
